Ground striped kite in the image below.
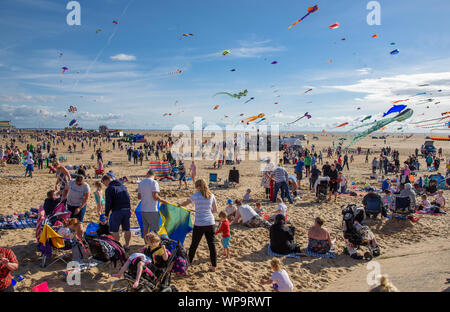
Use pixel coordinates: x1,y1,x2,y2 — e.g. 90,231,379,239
288,5,318,29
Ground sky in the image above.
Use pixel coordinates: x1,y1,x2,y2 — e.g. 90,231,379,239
0,0,450,133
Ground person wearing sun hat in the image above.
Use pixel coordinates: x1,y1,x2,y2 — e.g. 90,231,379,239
225,199,237,221
97,213,110,236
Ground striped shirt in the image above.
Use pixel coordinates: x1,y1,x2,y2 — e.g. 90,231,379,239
190,192,216,226
273,166,288,183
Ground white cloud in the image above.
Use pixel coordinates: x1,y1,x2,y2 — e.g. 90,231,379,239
356,67,372,75
110,54,136,61
0,93,56,103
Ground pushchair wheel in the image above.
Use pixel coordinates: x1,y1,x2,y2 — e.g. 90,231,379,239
364,252,372,261
110,279,135,292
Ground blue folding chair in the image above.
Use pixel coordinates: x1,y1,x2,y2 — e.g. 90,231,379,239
209,173,221,187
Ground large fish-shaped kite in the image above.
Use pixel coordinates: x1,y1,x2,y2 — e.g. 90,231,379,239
214,89,248,99
383,104,407,117
333,122,349,129
241,113,265,124
361,115,372,122
288,5,318,29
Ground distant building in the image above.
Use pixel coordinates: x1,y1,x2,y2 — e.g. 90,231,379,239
0,121,14,131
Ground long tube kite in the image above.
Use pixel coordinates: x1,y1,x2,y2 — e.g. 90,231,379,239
345,109,414,148
288,5,318,29
214,89,248,99
333,122,349,129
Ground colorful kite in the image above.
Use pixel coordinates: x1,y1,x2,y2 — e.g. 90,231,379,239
383,104,407,117
213,105,219,110
244,97,255,104
288,112,312,124
69,119,77,127
96,29,101,34
214,89,248,99
372,34,378,38
333,122,349,129
222,50,230,56
329,22,340,29
230,69,236,72
255,118,266,124
168,69,182,75
345,109,414,148
361,115,372,122
390,49,399,55
304,88,313,94
442,112,450,116
61,67,68,75
241,113,265,124
271,61,278,64
113,21,118,24
68,106,77,114
414,92,427,96
288,5,319,29
392,99,409,104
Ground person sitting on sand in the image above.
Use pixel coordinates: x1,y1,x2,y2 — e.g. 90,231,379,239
243,189,252,202
307,217,333,254
400,183,417,208
225,199,237,221
260,258,293,292
254,202,264,216
0,246,19,293
231,199,270,229
268,198,287,222
432,190,446,210
97,214,110,236
269,214,301,255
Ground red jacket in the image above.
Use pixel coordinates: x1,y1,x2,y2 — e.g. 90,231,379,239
216,219,230,238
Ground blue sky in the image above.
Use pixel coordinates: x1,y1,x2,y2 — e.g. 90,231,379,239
0,0,449,132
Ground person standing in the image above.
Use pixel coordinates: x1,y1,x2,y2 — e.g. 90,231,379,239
304,154,312,177
0,246,19,292
178,179,218,272
138,170,168,237
102,174,132,251
63,175,90,238
271,164,293,204
189,161,197,188
294,157,305,189
343,154,349,171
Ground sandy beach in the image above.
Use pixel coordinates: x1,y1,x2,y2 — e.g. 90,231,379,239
1,131,448,292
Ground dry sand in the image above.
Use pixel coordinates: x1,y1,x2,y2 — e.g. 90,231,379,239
0,131,449,292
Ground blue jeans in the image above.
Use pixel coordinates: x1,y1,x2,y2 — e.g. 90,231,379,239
273,181,293,204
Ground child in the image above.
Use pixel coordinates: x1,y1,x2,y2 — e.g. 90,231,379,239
432,190,446,210
382,189,393,211
418,194,432,210
178,161,188,189
254,202,264,216
43,190,61,217
57,218,80,239
215,211,231,258
260,258,294,292
243,189,252,202
97,214,110,236
225,199,237,221
338,172,348,194
269,198,287,221
112,232,169,289
25,157,34,178
93,181,105,215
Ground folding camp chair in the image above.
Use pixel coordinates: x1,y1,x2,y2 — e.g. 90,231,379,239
208,173,221,187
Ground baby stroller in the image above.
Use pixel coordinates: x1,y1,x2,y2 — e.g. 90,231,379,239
315,177,329,202
342,204,380,260
110,237,187,292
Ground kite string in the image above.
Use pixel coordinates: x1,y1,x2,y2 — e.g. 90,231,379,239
72,0,135,90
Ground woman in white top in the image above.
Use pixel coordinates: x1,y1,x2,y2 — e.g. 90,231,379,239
179,179,218,272
231,200,271,229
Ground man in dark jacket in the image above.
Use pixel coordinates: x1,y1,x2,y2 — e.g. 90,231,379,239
269,214,301,255
102,174,131,251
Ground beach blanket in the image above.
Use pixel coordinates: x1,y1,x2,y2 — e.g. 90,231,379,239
267,245,304,259
416,208,447,215
148,161,171,177
305,249,337,259
0,217,37,230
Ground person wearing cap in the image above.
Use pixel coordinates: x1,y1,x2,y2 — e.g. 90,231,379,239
225,199,237,221
138,169,168,237
97,214,110,236
243,189,251,202
0,246,18,292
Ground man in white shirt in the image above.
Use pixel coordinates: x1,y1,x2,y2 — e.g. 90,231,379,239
138,170,168,238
